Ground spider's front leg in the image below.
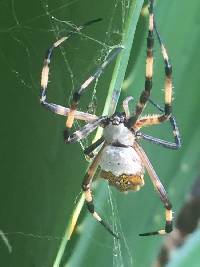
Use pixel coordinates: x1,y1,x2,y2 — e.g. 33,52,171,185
126,0,154,128
40,19,122,124
82,143,119,239
64,117,106,143
132,5,175,129
134,142,173,236
64,46,122,134
129,0,181,150
40,19,103,121
127,0,176,132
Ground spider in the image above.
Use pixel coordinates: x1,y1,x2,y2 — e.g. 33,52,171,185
40,0,181,239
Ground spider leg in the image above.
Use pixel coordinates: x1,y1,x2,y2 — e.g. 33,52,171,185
65,46,123,130
126,0,155,128
40,19,102,121
148,97,168,113
137,131,180,150
127,0,174,129
134,98,181,149
82,143,119,239
135,21,174,124
41,102,98,122
83,136,105,158
64,117,107,143
122,96,134,119
145,22,173,124
136,98,181,149
133,142,173,236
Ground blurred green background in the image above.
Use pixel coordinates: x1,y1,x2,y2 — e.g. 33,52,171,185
1,0,200,266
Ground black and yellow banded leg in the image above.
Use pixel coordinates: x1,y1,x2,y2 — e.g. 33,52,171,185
139,206,173,236
40,19,102,116
40,36,71,104
133,142,173,237
135,98,181,149
82,144,119,239
134,114,181,149
64,117,107,143
134,113,166,130
65,46,123,131
154,22,173,120
127,0,155,128
83,136,105,158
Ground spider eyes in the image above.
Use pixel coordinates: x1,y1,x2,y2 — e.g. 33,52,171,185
111,118,121,125
109,113,126,125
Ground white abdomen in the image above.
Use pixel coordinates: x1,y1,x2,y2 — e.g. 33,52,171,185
100,145,144,177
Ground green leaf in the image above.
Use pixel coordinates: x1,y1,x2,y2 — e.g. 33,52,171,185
1,0,200,267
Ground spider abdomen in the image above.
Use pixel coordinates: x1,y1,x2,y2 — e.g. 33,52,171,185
99,145,145,192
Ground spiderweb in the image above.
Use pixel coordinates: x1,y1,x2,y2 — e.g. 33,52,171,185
0,0,143,266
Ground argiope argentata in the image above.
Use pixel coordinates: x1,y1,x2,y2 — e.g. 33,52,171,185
40,1,181,238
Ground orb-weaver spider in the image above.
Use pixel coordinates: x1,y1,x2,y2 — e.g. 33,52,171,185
40,0,181,238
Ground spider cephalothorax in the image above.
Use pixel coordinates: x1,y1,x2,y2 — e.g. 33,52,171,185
40,0,181,239
108,112,127,125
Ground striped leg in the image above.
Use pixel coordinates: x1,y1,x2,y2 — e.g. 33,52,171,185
83,136,105,158
127,0,174,130
133,142,173,236
65,47,123,131
126,0,154,128
40,102,98,122
135,99,181,149
64,116,107,143
40,19,102,115
82,144,119,239
153,22,173,121
138,130,181,150
134,113,181,149
133,23,174,127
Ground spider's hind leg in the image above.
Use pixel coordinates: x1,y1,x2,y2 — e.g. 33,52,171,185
82,144,119,239
134,143,173,237
154,21,173,121
64,117,106,143
65,47,122,131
